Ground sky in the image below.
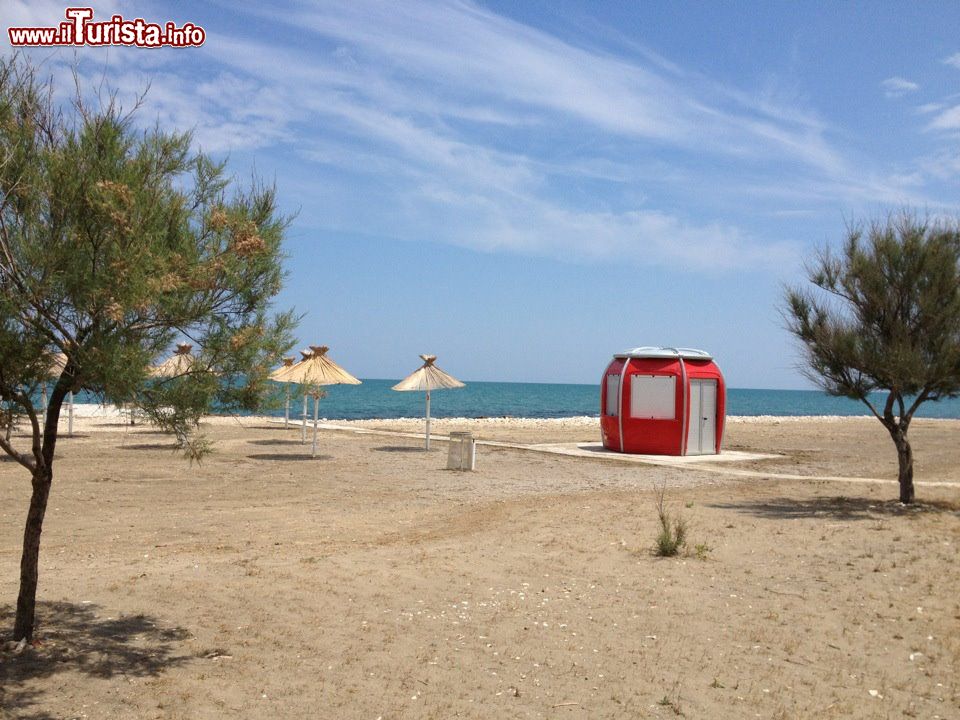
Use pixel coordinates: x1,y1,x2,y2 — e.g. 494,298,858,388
4,1,960,388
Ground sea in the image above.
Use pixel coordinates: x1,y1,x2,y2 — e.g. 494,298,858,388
264,379,960,420
51,378,960,420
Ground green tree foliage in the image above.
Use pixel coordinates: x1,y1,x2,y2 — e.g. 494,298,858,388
784,213,960,503
0,57,296,641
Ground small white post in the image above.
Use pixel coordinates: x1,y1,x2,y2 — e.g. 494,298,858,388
301,393,308,444
425,389,431,450
312,393,320,458
2,393,10,442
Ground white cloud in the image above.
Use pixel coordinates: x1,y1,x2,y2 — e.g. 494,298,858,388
3,0,83,32
460,204,797,271
229,1,843,174
196,2,951,268
881,76,919,98
943,52,960,69
916,150,960,181
191,32,802,269
8,0,941,273
928,104,960,131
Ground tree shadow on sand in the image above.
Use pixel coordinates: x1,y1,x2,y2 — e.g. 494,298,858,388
0,601,191,720
708,495,960,521
120,443,180,451
241,424,300,432
246,452,332,461
373,445,428,453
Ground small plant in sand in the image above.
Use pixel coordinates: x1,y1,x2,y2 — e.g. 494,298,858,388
657,691,684,716
654,486,687,557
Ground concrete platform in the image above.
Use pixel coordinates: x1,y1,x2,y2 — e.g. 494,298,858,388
265,419,780,464
525,442,781,464
260,419,960,487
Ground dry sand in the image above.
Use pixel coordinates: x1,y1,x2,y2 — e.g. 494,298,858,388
1,414,958,719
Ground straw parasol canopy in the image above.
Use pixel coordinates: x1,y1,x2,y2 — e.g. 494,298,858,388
392,354,465,449
393,355,465,392
270,349,311,382
269,355,297,381
150,343,196,378
281,346,362,387
276,346,361,457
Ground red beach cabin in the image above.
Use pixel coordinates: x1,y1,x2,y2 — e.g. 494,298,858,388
600,347,725,456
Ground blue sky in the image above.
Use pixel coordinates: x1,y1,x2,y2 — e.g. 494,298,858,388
6,1,960,388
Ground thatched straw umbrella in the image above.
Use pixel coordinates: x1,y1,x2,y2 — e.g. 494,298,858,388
277,345,361,457
150,343,196,378
268,356,297,428
392,354,465,450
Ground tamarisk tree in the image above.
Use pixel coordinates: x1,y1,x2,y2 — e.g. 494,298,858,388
784,213,960,503
0,57,295,641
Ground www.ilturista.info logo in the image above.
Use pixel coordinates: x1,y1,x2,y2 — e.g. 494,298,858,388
8,7,205,48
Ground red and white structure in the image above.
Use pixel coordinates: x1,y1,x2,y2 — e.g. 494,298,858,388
599,347,726,456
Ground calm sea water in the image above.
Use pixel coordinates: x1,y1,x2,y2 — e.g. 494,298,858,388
49,379,960,419
265,379,960,420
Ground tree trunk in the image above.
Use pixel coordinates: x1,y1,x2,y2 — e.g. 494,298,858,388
14,465,53,641
13,378,68,641
892,431,915,504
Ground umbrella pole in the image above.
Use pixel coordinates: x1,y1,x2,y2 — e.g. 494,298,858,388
68,390,74,437
301,393,307,444
425,389,431,450
312,393,320,458
284,383,290,429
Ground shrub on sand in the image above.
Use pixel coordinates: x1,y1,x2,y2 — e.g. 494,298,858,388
654,487,687,557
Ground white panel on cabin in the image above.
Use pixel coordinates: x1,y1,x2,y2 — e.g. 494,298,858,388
700,380,717,453
629,375,676,419
686,379,718,455
605,375,620,416
686,380,701,454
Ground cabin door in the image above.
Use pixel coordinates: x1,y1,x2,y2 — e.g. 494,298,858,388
686,379,717,455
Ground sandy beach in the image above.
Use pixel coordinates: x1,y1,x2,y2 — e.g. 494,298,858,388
1,413,958,719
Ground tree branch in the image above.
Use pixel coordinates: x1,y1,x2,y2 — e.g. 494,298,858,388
0,387,44,469
859,395,885,425
0,430,35,472
903,387,931,427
